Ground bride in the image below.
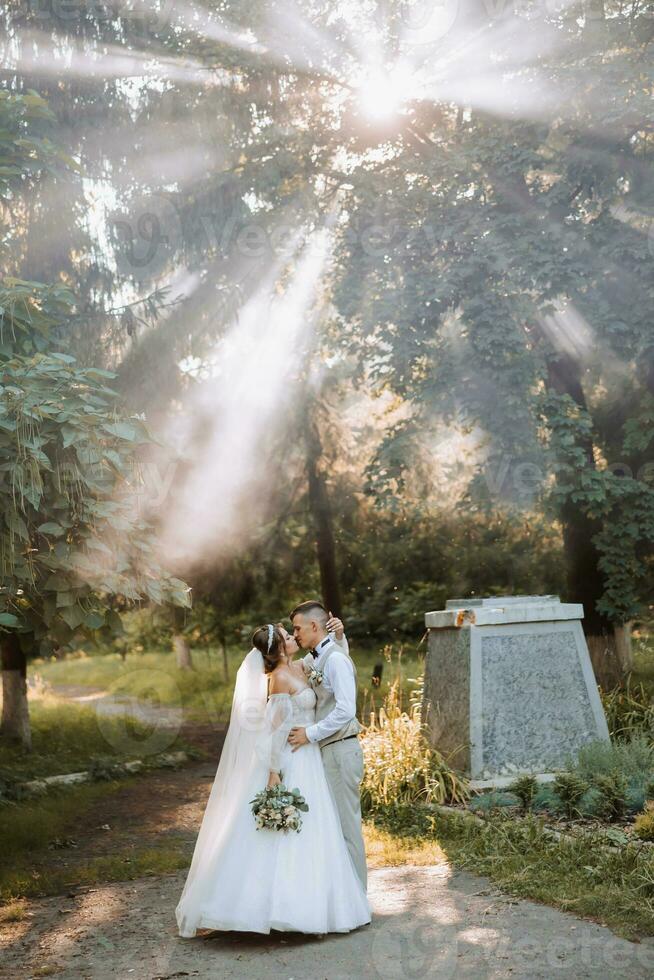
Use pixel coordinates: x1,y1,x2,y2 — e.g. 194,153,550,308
175,622,371,937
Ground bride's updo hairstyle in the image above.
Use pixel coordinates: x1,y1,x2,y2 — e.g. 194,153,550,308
252,624,285,674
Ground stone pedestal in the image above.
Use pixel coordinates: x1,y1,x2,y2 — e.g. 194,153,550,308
422,595,610,788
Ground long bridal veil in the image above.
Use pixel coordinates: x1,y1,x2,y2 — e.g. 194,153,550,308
176,647,287,935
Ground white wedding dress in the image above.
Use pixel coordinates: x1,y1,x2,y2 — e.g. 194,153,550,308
175,652,371,937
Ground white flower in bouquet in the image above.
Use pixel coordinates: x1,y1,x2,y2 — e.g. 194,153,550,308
250,780,309,833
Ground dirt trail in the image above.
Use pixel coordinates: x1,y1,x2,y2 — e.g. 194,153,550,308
2,862,654,979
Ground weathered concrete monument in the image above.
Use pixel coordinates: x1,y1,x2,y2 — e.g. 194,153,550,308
422,595,611,788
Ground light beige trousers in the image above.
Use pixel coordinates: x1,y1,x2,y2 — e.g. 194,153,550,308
321,737,367,890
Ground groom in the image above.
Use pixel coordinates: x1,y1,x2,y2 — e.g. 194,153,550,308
287,600,367,890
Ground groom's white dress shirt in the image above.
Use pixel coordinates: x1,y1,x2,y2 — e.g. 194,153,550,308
305,634,356,744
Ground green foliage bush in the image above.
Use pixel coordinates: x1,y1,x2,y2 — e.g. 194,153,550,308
552,773,589,820
507,774,538,812
470,735,654,823
530,783,558,812
468,790,521,813
570,736,654,787
594,772,629,823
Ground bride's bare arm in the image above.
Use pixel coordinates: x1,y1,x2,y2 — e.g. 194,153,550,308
266,670,294,786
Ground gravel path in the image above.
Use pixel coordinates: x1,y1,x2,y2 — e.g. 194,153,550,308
2,864,653,980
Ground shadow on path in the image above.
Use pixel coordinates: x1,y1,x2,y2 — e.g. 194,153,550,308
2,864,654,979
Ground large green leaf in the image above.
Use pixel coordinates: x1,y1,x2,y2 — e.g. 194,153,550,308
59,605,86,630
37,522,64,536
84,611,105,630
101,421,137,441
8,513,29,540
62,425,83,448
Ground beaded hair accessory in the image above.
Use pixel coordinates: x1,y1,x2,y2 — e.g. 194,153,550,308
267,623,274,652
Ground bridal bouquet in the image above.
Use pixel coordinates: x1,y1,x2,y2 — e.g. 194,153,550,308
250,782,309,833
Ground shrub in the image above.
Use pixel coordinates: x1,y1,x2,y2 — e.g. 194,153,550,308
507,775,538,813
633,804,654,842
594,772,628,822
469,790,520,813
552,772,589,819
570,736,654,787
532,783,561,812
360,680,469,811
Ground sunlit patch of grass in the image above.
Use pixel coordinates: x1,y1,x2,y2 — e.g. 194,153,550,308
363,819,446,868
30,647,236,717
30,643,425,724
0,898,29,922
0,701,190,783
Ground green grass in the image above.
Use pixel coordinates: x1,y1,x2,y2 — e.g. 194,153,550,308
30,642,425,723
0,780,189,902
32,646,237,716
368,804,654,941
2,846,189,902
0,700,190,783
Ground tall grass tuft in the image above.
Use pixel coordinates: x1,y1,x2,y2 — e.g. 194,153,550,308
360,678,469,812
601,679,654,742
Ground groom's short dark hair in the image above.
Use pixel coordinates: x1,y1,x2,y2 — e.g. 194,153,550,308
290,600,327,622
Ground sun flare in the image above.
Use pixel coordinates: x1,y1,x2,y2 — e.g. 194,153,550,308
356,62,417,121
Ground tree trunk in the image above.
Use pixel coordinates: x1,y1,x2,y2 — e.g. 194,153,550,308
1,633,31,751
545,348,626,688
306,417,343,617
219,627,229,683
558,495,609,635
613,621,634,675
173,633,193,670
586,634,625,691
172,605,192,669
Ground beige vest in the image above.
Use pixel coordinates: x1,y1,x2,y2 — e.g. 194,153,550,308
307,642,362,748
